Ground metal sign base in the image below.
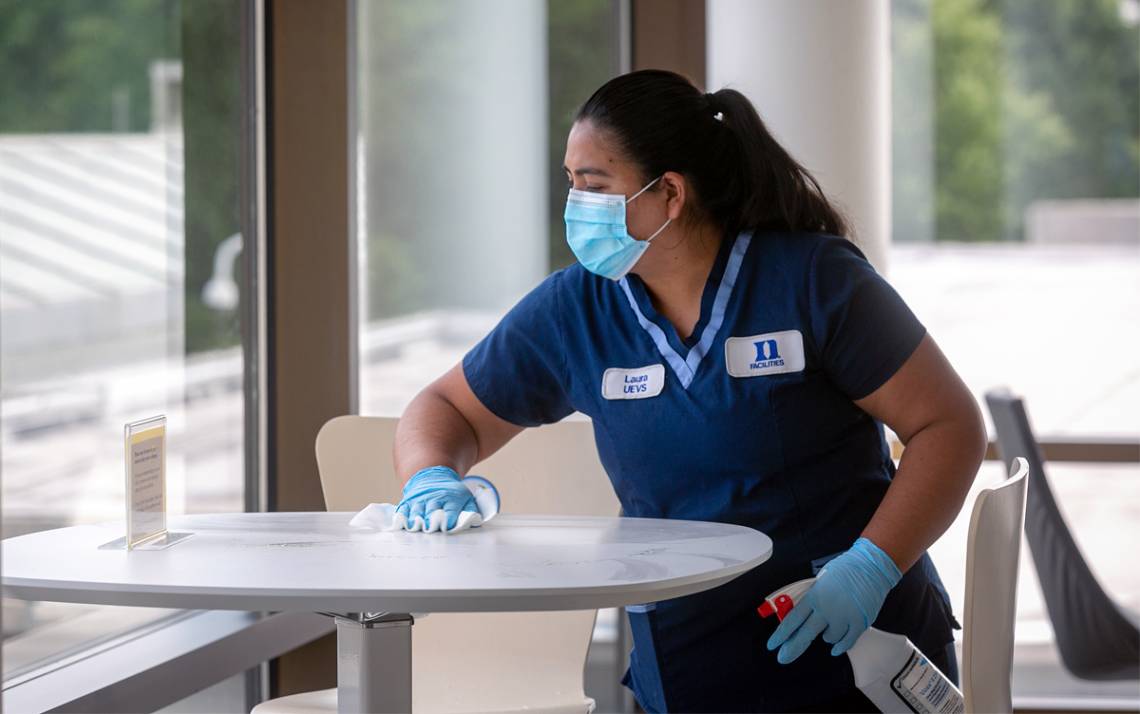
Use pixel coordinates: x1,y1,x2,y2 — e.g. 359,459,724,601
98,531,194,551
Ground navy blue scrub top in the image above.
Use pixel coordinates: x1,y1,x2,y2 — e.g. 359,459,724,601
462,231,959,713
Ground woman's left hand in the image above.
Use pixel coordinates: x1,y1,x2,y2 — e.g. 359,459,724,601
766,537,902,664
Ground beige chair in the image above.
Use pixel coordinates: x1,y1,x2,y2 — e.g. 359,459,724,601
961,456,1029,714
253,416,621,714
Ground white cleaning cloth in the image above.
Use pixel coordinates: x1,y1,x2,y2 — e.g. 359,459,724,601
349,475,500,534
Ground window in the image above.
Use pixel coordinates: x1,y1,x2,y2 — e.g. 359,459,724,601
353,3,626,708
356,0,623,416
892,0,1139,438
891,0,1139,702
0,1,256,705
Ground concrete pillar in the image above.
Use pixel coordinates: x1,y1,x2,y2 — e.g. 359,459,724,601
359,0,547,312
706,0,892,272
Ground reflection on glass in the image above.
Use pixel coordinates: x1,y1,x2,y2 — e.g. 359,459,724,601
357,0,620,416
0,0,248,686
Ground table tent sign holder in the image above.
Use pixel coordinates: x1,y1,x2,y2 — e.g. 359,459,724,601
99,415,193,551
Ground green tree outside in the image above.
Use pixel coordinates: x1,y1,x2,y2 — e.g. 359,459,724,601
0,0,180,133
546,0,618,271
894,0,1139,243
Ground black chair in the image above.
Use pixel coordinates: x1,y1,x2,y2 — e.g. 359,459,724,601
985,388,1140,681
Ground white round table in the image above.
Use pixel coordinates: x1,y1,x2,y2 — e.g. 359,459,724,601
2,512,772,713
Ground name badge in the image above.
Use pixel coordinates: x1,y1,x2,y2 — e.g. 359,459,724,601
602,364,665,400
725,330,806,378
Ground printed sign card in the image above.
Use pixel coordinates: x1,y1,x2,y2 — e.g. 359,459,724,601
100,415,192,550
126,416,167,548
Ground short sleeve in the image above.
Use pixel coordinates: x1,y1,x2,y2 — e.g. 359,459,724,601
807,238,926,400
462,271,574,427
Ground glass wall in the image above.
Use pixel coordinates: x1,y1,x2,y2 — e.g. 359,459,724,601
356,0,622,416
891,0,1139,437
354,4,625,707
0,0,253,700
891,0,1139,702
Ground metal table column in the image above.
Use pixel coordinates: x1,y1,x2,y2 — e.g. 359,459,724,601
334,613,414,714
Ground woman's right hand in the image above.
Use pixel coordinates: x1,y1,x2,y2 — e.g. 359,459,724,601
395,466,479,531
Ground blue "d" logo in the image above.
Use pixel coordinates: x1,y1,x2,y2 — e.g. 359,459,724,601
753,339,780,362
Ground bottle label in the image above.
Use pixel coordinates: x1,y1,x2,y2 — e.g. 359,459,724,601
891,651,965,714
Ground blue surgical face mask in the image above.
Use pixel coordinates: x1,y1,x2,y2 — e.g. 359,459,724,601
564,176,672,280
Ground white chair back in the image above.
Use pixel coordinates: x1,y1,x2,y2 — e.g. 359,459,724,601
314,415,619,714
961,457,1029,714
315,415,621,516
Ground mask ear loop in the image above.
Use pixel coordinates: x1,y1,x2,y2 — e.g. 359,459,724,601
626,175,671,244
625,174,664,204
645,218,672,243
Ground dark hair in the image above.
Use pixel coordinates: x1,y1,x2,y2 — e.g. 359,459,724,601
575,69,849,238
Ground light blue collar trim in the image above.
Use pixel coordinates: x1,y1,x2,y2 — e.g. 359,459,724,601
618,233,751,389
618,282,693,385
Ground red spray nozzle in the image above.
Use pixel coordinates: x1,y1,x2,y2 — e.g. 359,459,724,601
756,577,816,622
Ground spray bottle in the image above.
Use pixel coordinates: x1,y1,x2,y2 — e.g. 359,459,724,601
758,578,964,714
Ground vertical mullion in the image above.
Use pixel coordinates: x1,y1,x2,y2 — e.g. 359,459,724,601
631,0,706,87
614,0,633,76
265,0,352,697
345,0,360,418
240,1,270,707
267,0,352,514
241,0,268,518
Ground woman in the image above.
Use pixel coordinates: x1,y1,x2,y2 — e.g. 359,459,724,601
392,70,986,713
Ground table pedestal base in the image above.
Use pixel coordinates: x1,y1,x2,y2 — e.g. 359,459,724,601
334,613,413,714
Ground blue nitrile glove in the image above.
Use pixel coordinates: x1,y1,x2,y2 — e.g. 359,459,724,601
766,537,902,664
395,466,479,531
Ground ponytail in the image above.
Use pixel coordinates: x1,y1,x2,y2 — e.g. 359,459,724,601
706,88,849,237
576,70,850,238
